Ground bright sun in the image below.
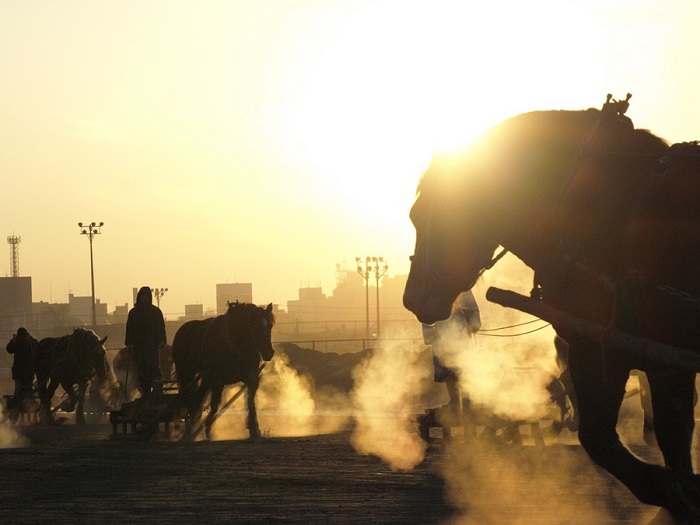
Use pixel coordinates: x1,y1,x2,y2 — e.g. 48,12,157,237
294,1,603,223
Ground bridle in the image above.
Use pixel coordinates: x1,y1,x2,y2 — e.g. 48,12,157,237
411,185,509,296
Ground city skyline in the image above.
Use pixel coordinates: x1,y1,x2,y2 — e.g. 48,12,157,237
4,257,402,319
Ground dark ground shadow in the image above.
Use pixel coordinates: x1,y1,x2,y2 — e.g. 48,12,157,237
0,424,455,524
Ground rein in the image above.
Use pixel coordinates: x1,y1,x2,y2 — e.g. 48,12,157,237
477,323,552,338
476,246,509,281
478,317,551,337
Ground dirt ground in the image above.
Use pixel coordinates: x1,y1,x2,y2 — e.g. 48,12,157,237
0,413,691,525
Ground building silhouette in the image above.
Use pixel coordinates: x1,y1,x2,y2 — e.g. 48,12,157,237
0,276,32,336
216,282,253,314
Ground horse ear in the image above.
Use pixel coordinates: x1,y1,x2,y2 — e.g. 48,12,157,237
266,303,273,313
100,335,108,345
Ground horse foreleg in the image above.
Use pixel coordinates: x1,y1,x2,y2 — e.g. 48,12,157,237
37,379,53,424
246,380,261,440
568,341,700,518
74,382,87,425
59,381,79,413
179,372,199,421
646,369,696,474
186,380,210,439
204,384,223,440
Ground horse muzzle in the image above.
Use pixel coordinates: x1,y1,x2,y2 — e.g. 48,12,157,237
261,347,275,362
403,287,454,325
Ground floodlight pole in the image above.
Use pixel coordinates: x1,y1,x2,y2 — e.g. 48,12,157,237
356,257,371,339
152,287,168,309
356,256,388,338
372,257,388,337
78,221,103,327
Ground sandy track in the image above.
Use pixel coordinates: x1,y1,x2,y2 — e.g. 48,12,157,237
0,416,690,524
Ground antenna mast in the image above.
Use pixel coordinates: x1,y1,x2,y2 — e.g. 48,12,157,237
7,235,20,277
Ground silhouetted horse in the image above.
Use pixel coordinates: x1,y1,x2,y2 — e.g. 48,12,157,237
172,302,275,439
34,328,111,424
403,95,700,518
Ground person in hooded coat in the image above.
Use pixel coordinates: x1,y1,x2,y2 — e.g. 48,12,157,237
125,286,167,400
6,327,37,406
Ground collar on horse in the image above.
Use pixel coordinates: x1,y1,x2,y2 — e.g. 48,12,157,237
540,94,638,287
551,93,634,223
535,95,700,308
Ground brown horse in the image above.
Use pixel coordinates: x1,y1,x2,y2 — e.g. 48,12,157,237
172,302,275,439
403,96,700,518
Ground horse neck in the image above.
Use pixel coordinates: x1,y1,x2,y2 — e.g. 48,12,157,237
70,332,104,374
492,161,573,273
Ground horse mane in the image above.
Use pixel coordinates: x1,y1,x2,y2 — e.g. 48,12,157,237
499,108,668,153
418,108,669,197
226,301,276,326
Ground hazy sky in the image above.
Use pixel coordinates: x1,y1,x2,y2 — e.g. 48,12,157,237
2,0,699,318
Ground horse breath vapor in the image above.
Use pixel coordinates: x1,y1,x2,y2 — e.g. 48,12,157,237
0,403,28,448
350,340,430,471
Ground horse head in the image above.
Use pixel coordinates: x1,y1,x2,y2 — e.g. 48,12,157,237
403,107,626,325
72,328,109,381
403,150,500,325
225,302,276,361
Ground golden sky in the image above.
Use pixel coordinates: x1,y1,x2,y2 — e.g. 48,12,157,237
1,0,699,318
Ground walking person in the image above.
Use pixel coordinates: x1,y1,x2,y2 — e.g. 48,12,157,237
125,286,167,401
6,327,37,408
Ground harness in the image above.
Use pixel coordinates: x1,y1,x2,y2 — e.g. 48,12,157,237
524,96,700,375
532,95,679,300
483,94,636,290
620,141,700,304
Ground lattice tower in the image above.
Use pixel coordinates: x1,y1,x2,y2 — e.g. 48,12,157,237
7,235,20,277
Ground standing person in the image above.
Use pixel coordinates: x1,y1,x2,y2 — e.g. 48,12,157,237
6,327,37,407
125,286,167,401
422,290,481,424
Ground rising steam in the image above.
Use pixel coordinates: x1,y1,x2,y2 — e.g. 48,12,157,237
211,350,350,440
0,404,28,448
350,339,430,471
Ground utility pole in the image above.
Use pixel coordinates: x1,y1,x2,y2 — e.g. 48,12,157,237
78,221,103,327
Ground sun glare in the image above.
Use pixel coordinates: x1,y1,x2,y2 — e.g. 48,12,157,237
294,1,602,222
